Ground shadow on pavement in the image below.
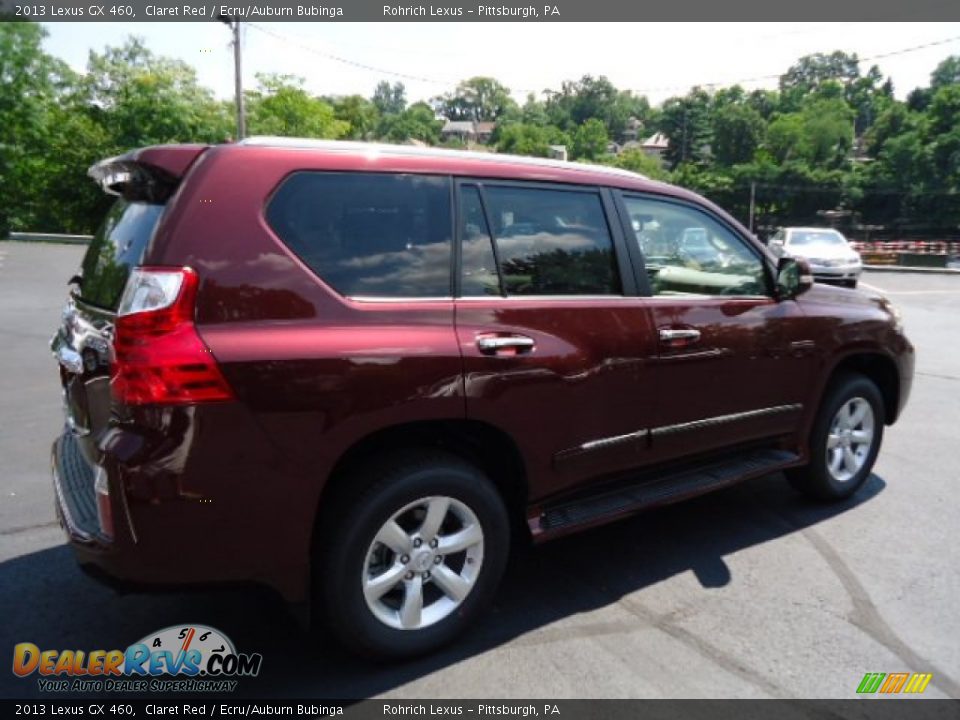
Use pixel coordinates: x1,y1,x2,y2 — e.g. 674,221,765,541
0,472,885,699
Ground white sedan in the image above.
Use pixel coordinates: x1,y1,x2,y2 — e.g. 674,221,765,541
768,227,863,288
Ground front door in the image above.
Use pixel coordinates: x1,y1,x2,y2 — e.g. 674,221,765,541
618,192,815,462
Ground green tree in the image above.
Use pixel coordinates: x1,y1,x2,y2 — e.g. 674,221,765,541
659,88,713,169
372,81,406,116
379,102,443,144
246,73,349,138
606,148,669,181
434,76,515,121
571,118,609,161
496,123,568,157
329,94,380,140
712,103,765,166
84,37,231,147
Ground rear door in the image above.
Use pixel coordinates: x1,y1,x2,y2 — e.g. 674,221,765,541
454,180,659,500
616,192,815,461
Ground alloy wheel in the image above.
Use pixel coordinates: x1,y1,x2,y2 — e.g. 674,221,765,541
362,496,484,630
826,397,875,483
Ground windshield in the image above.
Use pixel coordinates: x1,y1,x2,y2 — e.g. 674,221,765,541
788,230,847,247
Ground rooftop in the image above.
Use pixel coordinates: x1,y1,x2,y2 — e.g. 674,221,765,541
237,136,648,182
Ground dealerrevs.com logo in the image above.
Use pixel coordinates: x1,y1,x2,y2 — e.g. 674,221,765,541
12,625,262,693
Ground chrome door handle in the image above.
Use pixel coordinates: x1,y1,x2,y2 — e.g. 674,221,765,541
659,328,701,343
476,335,535,355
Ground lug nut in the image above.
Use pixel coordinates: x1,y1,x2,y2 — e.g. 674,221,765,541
429,538,438,549
400,555,410,564
413,538,423,548
434,555,442,564
404,571,414,580
422,571,431,579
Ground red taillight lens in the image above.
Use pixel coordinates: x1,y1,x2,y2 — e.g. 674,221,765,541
111,267,233,405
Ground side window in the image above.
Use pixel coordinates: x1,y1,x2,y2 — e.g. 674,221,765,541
266,172,452,298
623,195,767,297
466,185,621,296
459,186,500,296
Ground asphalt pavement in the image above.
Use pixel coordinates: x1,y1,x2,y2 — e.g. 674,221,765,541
1,240,957,699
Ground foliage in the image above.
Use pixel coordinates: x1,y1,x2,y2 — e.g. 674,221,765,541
433,76,515,121
1,21,958,236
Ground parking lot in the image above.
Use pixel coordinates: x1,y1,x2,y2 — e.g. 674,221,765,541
1,240,958,699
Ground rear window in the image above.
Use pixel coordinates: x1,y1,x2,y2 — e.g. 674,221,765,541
79,200,165,310
266,172,453,298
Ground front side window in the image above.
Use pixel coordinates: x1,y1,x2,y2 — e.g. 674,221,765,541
623,195,767,297
460,184,621,297
266,172,452,298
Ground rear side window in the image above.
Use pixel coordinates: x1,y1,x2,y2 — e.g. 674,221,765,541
79,200,165,310
266,172,453,298
460,184,621,297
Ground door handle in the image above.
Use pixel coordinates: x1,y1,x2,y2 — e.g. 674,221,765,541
476,334,535,356
659,328,701,343
658,327,702,350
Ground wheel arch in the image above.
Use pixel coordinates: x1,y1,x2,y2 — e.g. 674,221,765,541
311,418,530,551
825,351,901,425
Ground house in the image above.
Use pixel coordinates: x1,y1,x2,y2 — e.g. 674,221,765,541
621,116,643,143
475,121,497,144
440,120,498,145
440,120,477,143
641,132,669,164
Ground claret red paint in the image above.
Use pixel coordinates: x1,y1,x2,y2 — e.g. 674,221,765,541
50,139,913,657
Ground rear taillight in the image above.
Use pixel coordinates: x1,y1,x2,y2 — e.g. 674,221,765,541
111,267,233,405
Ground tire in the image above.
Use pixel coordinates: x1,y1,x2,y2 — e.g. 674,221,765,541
316,451,510,659
788,373,884,501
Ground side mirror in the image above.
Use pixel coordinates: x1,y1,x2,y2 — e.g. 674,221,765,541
776,257,813,300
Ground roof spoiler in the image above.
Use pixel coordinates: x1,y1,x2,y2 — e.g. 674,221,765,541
88,144,209,201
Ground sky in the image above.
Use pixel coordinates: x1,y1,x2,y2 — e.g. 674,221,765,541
40,22,960,106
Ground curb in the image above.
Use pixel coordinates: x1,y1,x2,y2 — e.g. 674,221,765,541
864,265,960,275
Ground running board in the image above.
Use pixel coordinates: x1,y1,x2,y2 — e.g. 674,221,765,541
538,448,800,533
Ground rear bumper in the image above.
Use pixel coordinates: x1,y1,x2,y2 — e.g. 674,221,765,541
51,404,315,603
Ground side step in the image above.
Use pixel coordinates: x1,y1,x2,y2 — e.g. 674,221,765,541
539,448,799,533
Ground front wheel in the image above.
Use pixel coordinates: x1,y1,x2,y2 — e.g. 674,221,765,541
788,373,884,501
316,452,510,658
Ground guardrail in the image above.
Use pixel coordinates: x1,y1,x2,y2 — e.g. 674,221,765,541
6,232,92,245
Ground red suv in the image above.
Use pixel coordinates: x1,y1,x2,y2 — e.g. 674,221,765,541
51,138,914,657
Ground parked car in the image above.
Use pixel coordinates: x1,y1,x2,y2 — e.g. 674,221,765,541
768,227,863,287
51,139,913,658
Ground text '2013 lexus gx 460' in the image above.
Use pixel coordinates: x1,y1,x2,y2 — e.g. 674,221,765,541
51,138,914,658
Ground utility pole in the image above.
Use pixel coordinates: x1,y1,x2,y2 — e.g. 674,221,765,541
748,180,756,233
218,16,245,140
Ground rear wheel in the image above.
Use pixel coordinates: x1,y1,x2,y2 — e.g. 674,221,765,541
316,452,509,658
788,373,884,501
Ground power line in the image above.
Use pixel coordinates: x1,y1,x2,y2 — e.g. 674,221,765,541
626,35,960,95
245,24,960,100
247,22,458,86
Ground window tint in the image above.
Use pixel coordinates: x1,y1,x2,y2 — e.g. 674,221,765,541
266,172,453,298
79,200,165,310
623,195,767,297
478,186,620,296
459,186,501,296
